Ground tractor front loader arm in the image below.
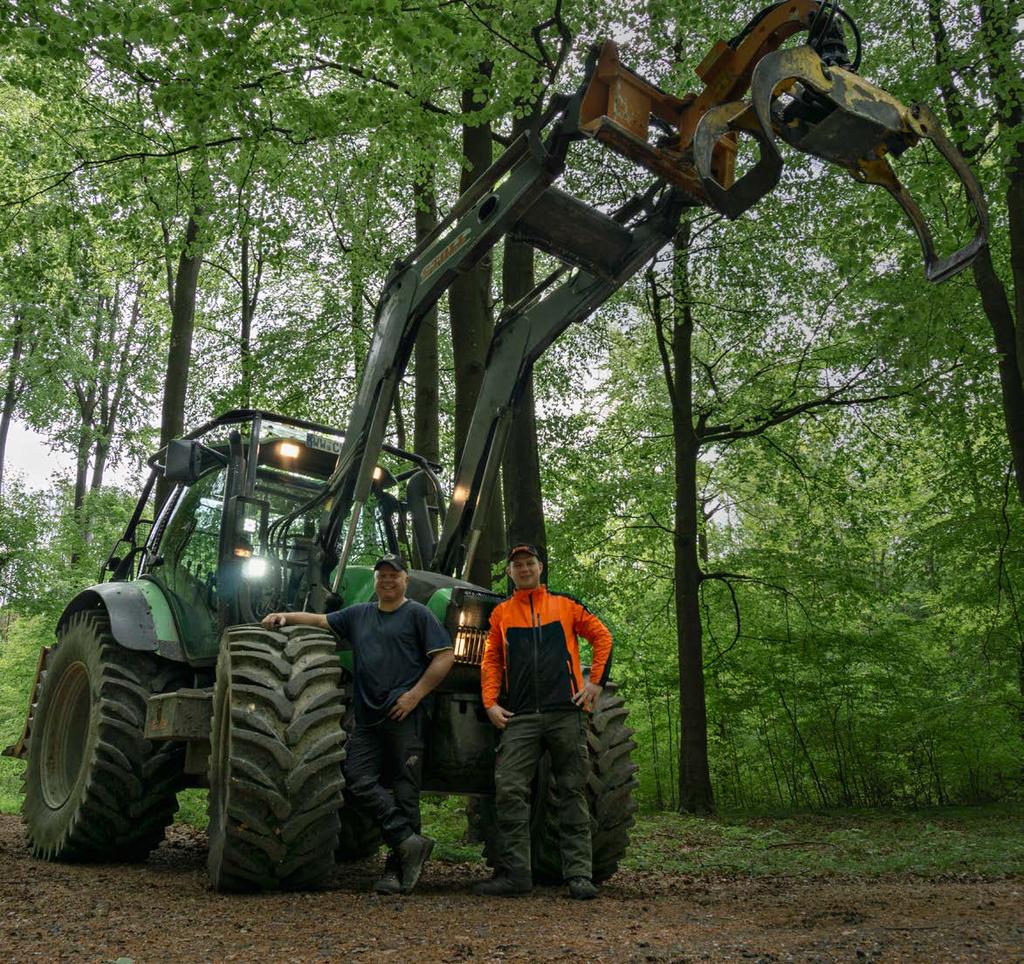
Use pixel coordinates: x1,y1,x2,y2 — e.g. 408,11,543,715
576,1,988,282
307,4,988,593
432,184,689,579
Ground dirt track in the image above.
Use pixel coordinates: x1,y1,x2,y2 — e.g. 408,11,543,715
0,815,1021,962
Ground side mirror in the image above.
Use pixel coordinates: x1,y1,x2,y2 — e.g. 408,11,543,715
165,439,204,484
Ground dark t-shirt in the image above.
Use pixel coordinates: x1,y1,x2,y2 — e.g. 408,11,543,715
326,599,451,725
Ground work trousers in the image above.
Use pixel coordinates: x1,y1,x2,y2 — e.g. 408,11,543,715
494,709,591,882
343,707,425,849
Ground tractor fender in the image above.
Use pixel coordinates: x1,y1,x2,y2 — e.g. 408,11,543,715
56,580,185,663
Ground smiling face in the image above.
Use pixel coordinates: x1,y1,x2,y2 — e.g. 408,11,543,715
508,552,544,590
374,564,409,607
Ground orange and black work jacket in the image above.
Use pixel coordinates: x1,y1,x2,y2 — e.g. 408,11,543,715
481,585,613,714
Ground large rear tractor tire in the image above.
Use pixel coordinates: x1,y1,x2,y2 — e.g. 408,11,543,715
23,611,188,862
207,624,346,891
468,685,639,884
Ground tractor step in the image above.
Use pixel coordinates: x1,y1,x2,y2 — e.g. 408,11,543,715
145,688,214,742
145,688,214,777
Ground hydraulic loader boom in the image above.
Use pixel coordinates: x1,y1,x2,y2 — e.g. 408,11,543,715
312,0,987,590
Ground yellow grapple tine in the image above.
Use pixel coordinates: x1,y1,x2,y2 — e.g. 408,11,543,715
693,100,783,220
750,45,988,282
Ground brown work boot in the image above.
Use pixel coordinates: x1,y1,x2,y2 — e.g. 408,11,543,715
473,872,532,897
396,833,435,894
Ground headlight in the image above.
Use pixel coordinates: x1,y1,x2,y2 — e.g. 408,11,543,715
242,557,270,579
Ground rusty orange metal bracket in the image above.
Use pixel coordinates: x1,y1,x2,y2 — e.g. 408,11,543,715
577,0,822,199
573,0,988,281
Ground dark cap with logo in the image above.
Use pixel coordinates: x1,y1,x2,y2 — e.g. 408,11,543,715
373,554,408,573
506,543,542,562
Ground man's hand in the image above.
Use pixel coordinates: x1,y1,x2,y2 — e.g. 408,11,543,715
486,704,514,730
262,613,288,629
572,681,603,711
389,689,422,721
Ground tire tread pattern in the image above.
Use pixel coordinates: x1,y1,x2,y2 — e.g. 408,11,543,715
23,611,188,862
207,624,345,891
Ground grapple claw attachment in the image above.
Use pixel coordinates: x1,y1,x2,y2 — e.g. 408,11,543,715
750,45,988,281
900,103,989,282
693,100,783,219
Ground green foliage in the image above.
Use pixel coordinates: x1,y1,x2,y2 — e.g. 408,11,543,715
0,614,49,811
175,789,209,831
623,805,1024,877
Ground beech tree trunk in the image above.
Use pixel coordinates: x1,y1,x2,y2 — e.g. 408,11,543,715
156,214,202,511
90,284,144,493
414,177,440,466
239,233,262,409
0,312,25,497
930,0,1024,506
669,224,714,813
449,65,503,588
501,114,547,562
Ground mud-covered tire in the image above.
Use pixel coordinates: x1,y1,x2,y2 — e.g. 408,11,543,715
206,624,346,892
23,611,188,862
467,685,638,884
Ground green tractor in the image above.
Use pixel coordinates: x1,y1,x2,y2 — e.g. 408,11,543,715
7,410,639,890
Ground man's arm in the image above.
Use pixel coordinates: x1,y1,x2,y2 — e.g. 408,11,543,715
262,611,330,630
481,619,514,729
389,649,455,721
571,604,613,711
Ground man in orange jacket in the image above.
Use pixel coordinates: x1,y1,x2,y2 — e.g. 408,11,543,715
474,543,613,900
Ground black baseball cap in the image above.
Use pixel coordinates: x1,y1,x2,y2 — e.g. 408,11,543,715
507,543,542,561
373,554,408,573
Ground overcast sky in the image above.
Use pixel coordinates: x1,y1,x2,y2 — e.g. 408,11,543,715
5,422,73,491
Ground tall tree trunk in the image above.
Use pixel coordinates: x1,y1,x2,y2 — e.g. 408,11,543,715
72,299,103,514
156,214,202,511
90,283,144,493
974,248,1024,505
652,220,715,814
414,176,440,466
449,63,502,587
930,0,1024,505
0,312,26,497
501,112,547,563
239,232,262,409
240,233,254,409
671,345,713,813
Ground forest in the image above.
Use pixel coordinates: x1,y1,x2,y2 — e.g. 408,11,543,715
0,0,1021,827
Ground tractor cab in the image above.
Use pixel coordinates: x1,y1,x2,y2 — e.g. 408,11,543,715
102,410,446,663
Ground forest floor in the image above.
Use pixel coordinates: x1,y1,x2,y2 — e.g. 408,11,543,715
0,802,1021,962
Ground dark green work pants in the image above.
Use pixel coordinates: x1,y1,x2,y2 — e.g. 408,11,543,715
494,709,591,882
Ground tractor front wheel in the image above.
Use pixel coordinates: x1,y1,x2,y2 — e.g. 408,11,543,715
206,624,346,891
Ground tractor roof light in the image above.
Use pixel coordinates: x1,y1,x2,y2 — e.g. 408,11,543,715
279,442,301,459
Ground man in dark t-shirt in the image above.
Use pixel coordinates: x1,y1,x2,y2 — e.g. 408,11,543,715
262,554,453,895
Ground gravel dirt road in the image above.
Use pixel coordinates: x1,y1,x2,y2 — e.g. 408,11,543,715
0,814,1021,962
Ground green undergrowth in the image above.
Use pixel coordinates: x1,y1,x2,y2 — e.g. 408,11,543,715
622,804,1024,877
0,758,22,813
3,777,1019,878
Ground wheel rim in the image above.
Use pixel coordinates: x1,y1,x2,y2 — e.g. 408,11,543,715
39,661,91,810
